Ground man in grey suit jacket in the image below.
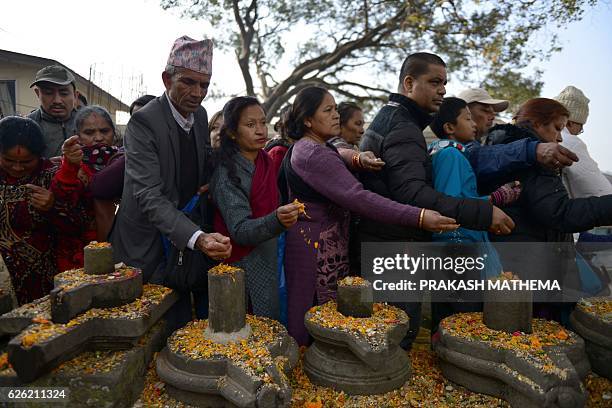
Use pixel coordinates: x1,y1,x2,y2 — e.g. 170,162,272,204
111,36,231,284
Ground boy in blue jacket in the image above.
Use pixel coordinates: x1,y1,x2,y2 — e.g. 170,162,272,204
428,97,521,336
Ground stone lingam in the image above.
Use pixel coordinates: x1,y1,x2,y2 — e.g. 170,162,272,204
303,276,411,395
435,272,589,408
50,241,144,323
0,242,178,407
155,264,299,408
570,297,612,380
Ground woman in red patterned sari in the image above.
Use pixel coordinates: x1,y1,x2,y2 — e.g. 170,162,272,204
0,117,82,304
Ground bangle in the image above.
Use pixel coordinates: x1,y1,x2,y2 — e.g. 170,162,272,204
418,208,425,229
352,153,360,169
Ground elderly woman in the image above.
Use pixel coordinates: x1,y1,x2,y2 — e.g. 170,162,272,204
210,96,300,320
76,105,124,241
282,86,460,345
329,101,365,150
488,98,612,323
0,117,82,304
88,105,127,206
53,106,124,270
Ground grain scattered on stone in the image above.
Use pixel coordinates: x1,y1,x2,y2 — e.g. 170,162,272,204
168,315,285,383
441,312,576,375
306,301,407,350
208,264,241,276
17,284,171,349
338,276,369,286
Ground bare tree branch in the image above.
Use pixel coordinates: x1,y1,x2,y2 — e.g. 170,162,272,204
232,0,257,96
262,5,409,113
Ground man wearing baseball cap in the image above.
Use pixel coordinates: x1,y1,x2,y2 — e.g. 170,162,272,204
111,36,231,328
27,65,78,158
456,87,579,194
457,88,509,143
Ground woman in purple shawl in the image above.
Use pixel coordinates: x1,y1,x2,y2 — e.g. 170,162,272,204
281,87,459,345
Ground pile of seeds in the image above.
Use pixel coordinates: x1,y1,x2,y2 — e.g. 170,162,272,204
0,349,127,377
168,315,286,382
139,340,612,407
17,284,172,349
577,298,612,322
54,266,139,294
338,276,368,286
139,347,513,408
306,301,407,350
2,295,51,320
54,350,126,375
490,271,520,281
208,264,241,276
85,241,112,249
585,375,612,407
0,353,10,372
441,312,575,374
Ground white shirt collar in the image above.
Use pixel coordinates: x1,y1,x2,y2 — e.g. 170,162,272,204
164,92,194,133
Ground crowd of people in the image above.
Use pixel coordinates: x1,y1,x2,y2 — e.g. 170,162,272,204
1,35,611,348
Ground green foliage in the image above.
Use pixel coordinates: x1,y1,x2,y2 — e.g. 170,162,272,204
482,69,544,115
160,0,597,119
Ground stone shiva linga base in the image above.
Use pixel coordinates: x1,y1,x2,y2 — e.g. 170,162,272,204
303,276,411,395
0,320,167,408
0,242,145,337
50,242,143,323
1,284,177,383
0,241,178,404
155,264,299,408
435,273,589,408
570,297,612,380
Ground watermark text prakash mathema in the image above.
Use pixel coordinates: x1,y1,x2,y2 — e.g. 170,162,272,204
369,254,561,292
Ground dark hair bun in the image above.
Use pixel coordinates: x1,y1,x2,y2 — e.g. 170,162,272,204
285,107,304,140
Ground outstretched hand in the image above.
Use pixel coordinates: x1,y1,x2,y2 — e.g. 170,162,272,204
196,232,232,260
421,210,460,233
358,151,385,171
536,143,578,170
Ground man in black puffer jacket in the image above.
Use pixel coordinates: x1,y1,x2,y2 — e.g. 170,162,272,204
360,53,515,241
